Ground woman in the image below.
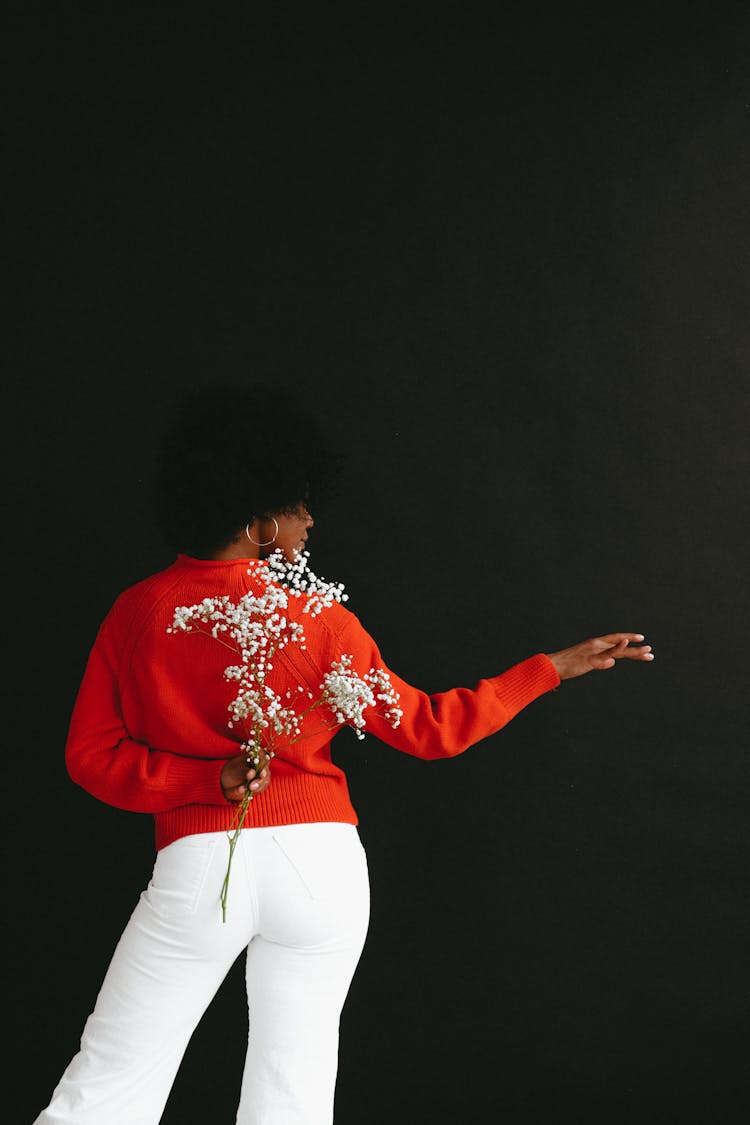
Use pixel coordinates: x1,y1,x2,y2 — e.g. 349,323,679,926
34,385,654,1124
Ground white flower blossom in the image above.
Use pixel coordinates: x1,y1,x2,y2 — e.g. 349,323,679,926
321,655,374,739
363,667,403,728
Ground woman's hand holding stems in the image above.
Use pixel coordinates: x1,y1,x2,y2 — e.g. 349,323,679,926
221,754,272,803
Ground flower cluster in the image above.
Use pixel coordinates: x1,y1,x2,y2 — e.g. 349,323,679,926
321,655,403,738
168,548,401,921
267,548,348,621
363,666,404,730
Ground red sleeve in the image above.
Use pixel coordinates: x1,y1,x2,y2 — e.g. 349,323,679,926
335,611,560,759
64,633,228,814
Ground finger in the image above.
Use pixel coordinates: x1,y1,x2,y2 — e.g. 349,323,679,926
595,633,646,647
622,645,655,660
606,642,653,659
596,639,629,658
594,644,655,669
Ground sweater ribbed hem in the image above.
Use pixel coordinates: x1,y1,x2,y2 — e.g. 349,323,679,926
154,773,358,850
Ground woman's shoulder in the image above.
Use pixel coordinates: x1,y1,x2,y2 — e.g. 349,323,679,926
112,557,182,604
98,558,186,640
304,597,378,654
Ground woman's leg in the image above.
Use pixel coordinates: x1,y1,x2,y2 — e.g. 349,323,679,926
33,832,252,1125
235,823,371,1125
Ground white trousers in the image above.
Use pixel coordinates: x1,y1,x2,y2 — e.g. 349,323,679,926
34,823,370,1125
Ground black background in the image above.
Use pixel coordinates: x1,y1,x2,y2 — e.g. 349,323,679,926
7,3,750,1122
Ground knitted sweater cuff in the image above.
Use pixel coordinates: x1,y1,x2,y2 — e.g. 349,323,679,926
491,652,560,715
165,755,228,807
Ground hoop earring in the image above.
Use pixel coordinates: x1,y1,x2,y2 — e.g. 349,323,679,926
245,517,279,547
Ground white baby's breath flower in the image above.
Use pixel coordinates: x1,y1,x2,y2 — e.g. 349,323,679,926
321,655,377,739
364,667,403,727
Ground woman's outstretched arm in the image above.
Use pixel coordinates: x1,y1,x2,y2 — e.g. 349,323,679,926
326,609,653,759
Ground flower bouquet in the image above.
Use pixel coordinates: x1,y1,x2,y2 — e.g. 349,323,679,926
168,549,402,921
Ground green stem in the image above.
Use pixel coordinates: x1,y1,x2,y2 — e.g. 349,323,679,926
187,627,242,657
220,788,253,923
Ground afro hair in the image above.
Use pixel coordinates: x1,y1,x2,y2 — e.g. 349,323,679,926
153,383,340,557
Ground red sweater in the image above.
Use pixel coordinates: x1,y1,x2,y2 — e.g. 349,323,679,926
65,554,561,850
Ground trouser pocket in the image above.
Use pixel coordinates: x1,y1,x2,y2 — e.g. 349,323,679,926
146,833,219,916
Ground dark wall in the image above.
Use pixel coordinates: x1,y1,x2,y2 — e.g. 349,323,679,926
9,5,750,1122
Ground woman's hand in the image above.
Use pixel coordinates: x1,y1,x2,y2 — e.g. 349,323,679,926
220,751,272,803
546,633,654,680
